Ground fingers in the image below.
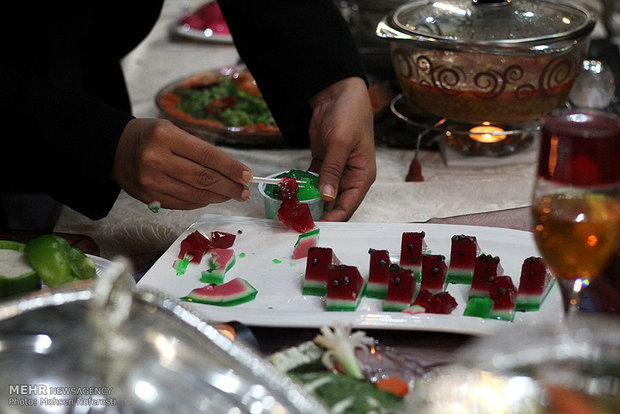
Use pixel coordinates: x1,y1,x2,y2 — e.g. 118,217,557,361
171,130,252,186
112,118,253,210
316,136,350,202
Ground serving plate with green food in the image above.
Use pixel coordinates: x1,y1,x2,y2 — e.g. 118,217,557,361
155,65,284,146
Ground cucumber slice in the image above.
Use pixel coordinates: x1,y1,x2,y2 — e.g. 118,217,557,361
0,240,41,298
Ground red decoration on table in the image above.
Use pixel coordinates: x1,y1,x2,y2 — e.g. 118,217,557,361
406,158,424,182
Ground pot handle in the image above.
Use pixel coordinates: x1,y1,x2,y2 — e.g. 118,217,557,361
376,16,415,41
89,256,136,332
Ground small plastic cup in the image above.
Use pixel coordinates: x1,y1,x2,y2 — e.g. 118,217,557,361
258,171,324,220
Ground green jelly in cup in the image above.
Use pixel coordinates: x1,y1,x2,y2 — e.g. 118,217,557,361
263,169,321,201
259,170,324,220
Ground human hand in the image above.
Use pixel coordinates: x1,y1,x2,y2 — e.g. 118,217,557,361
111,118,252,209
308,77,376,221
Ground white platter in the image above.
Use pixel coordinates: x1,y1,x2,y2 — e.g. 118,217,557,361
138,214,563,336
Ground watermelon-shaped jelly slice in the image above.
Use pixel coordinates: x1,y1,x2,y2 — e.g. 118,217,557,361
181,277,257,306
326,264,366,311
303,247,340,296
201,248,235,284
516,256,555,311
469,254,504,299
399,232,427,277
293,228,320,260
383,264,416,312
366,248,391,299
446,235,480,284
420,254,447,294
489,276,517,321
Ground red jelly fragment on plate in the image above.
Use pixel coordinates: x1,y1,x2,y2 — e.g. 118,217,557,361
179,230,212,263
210,231,236,249
412,288,457,314
425,291,458,314
277,177,316,233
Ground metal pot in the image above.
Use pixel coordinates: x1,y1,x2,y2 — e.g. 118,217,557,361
377,0,596,125
0,258,327,414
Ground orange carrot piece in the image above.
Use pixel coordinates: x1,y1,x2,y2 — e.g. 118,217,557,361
376,377,409,397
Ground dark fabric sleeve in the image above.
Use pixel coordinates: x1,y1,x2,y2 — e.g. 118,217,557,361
0,1,161,221
217,0,367,147
0,61,131,219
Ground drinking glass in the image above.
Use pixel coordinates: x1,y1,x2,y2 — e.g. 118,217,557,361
532,109,620,319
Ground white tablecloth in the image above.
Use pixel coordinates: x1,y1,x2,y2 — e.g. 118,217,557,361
53,0,536,258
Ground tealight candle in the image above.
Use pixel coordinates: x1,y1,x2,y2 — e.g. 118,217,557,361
469,125,507,143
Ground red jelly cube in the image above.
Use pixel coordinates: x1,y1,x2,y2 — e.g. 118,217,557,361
446,235,480,284
470,254,504,298
489,276,517,321
420,254,448,294
383,264,417,312
399,232,427,276
326,264,365,311
367,249,391,299
303,247,340,296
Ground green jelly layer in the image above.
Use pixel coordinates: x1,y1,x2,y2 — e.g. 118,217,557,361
365,283,387,299
463,297,494,318
490,309,515,322
382,301,410,312
302,281,326,296
515,279,556,311
181,290,257,307
445,269,474,284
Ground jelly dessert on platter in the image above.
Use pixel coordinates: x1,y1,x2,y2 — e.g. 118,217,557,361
366,248,392,299
293,228,320,260
303,247,341,296
181,277,257,306
383,264,417,312
201,248,235,284
446,235,480,284
420,254,448,294
469,254,504,299
326,264,366,311
489,276,518,321
399,232,428,277
516,256,555,311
